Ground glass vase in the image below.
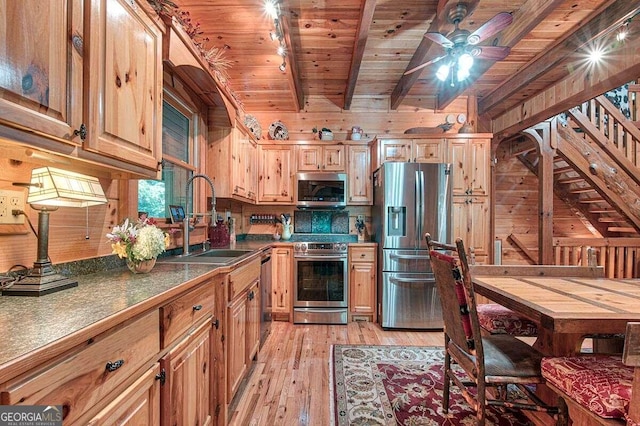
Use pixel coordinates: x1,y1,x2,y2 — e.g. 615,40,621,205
126,258,156,274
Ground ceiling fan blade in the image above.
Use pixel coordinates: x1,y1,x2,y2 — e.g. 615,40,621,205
473,46,511,61
404,55,447,76
467,12,513,45
423,32,454,48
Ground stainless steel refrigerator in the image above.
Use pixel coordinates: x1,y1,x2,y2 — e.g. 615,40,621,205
372,162,452,329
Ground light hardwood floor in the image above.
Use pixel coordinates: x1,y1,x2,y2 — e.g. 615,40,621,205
228,321,444,425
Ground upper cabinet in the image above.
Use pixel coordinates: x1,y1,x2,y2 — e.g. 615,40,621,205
297,144,345,171
258,145,294,204
0,0,163,178
347,145,372,205
208,123,257,203
84,0,163,172
372,137,445,170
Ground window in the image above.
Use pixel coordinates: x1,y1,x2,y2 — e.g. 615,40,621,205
138,90,198,219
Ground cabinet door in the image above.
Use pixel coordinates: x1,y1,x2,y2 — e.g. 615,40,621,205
160,318,213,426
413,139,445,163
258,145,294,203
232,129,249,199
84,0,162,171
297,145,322,171
0,0,82,143
350,262,376,314
448,139,471,196
469,138,490,196
323,145,345,171
86,364,160,426
245,140,258,201
347,145,372,205
271,247,292,317
379,140,411,162
227,295,247,402
246,280,260,363
452,196,490,264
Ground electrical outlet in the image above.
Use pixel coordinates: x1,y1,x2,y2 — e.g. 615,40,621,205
0,189,25,225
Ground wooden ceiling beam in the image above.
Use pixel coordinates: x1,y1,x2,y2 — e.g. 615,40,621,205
280,12,304,111
436,0,564,110
479,0,640,117
389,0,471,110
343,0,377,110
493,40,640,139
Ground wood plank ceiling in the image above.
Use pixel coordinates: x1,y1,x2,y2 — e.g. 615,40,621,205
171,0,639,117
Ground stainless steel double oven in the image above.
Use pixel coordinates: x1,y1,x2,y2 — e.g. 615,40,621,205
292,242,348,324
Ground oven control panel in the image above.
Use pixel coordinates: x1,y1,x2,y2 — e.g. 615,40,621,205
294,242,348,256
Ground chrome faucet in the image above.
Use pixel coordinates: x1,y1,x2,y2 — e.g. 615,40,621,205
183,174,216,256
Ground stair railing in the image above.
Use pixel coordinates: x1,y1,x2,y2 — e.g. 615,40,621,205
553,237,640,278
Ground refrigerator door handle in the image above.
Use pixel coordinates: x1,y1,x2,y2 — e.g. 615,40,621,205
389,276,435,284
389,253,430,260
418,169,425,244
415,170,421,246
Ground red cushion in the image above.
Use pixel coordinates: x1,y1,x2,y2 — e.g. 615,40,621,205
541,355,634,419
476,304,539,336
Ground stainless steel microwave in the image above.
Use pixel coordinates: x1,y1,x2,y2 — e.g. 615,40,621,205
296,172,347,209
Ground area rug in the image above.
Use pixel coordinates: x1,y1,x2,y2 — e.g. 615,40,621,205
331,345,533,425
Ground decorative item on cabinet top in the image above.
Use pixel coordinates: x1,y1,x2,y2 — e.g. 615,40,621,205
244,114,262,140
268,121,289,140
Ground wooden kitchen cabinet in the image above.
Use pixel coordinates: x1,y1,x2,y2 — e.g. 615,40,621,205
226,258,261,403
348,245,377,322
271,246,293,321
347,144,372,205
372,136,445,170
447,137,490,197
452,196,490,264
297,144,345,171
0,0,163,178
86,364,161,426
258,145,294,204
160,318,213,426
209,124,257,203
0,311,160,425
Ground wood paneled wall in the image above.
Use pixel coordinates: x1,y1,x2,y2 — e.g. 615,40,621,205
494,142,596,265
0,159,118,272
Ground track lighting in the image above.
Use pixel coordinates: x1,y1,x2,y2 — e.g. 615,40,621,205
279,62,286,72
265,0,289,73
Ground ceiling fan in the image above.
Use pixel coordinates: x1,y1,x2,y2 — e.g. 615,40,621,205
405,3,513,80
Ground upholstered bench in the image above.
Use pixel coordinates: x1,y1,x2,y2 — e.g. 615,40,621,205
476,303,539,336
540,322,640,426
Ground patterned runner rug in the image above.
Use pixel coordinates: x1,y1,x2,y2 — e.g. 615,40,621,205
331,344,533,425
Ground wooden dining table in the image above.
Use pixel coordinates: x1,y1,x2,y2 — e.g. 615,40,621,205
471,274,640,356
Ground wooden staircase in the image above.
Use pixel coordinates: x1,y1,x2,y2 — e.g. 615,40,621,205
514,91,640,238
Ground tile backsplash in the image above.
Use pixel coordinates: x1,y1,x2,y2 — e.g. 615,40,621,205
294,210,349,234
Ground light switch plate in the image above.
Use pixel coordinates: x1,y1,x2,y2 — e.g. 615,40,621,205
0,189,26,225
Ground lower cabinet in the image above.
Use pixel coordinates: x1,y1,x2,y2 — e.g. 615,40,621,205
227,293,248,402
86,364,161,426
271,246,293,321
160,318,213,426
348,245,377,322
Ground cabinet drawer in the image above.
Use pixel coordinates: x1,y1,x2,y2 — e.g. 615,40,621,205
229,258,261,301
1,311,159,425
161,283,214,348
350,247,376,262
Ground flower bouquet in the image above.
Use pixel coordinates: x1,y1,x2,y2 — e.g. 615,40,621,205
106,217,170,273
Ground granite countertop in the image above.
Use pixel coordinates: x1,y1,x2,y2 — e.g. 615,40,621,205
0,237,370,380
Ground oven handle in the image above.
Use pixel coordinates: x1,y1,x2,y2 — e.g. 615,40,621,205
294,255,347,261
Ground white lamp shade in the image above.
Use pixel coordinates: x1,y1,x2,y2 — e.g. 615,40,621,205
27,167,107,208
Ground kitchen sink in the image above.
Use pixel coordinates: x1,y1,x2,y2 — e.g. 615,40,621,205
157,249,254,265
194,249,253,258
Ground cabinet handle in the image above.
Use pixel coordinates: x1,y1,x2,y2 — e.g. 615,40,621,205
155,369,166,385
248,291,254,301
360,253,366,257
193,304,203,311
105,359,125,372
73,123,87,140
213,318,219,329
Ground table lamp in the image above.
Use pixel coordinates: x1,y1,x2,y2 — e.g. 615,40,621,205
5,167,107,296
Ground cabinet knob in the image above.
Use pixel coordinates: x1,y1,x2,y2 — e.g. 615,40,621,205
193,304,203,311
73,123,87,140
213,318,220,329
105,359,125,372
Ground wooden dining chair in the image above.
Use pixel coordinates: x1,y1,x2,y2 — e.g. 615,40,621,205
426,233,567,426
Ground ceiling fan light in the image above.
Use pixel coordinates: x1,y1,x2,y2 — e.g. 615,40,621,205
457,67,470,81
458,53,474,71
436,64,450,81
